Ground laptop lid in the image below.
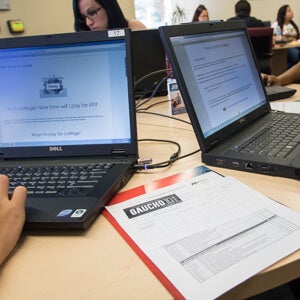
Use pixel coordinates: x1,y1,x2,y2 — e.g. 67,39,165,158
0,29,138,229
131,29,168,99
159,21,271,153
0,29,137,160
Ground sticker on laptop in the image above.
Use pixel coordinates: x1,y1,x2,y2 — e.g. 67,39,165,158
108,29,125,37
71,209,87,218
57,209,73,217
40,74,67,98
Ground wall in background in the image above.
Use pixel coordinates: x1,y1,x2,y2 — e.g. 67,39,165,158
171,0,300,25
0,0,299,38
0,0,136,37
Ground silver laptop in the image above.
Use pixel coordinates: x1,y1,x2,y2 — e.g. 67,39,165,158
159,21,300,179
0,29,138,229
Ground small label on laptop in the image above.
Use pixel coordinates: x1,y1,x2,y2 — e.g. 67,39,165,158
57,209,73,217
71,209,87,218
167,78,186,115
108,29,125,37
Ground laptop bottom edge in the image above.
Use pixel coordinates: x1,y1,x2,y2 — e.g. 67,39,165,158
202,153,300,180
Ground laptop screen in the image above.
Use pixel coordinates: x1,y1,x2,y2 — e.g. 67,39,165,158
169,29,267,138
0,38,131,148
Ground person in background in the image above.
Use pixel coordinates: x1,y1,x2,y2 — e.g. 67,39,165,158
0,175,27,265
192,4,209,22
272,5,300,67
73,0,146,32
227,0,265,28
261,61,300,86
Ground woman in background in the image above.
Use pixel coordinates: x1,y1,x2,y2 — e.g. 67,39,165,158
73,0,146,32
272,5,300,67
192,4,209,22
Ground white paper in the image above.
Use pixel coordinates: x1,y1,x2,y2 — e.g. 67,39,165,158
0,0,10,10
271,101,300,113
106,171,300,300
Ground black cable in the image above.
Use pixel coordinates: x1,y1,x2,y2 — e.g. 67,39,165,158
148,149,200,169
134,138,180,170
135,73,191,125
135,69,173,106
135,76,166,102
134,138,200,170
136,75,169,109
136,99,169,112
134,69,171,88
137,110,191,125
134,148,200,170
133,71,198,171
135,87,154,102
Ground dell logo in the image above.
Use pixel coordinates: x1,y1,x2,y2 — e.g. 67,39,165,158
49,146,63,152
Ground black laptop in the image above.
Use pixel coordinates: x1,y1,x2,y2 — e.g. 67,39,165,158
131,29,168,99
265,85,297,101
159,21,300,179
0,29,138,229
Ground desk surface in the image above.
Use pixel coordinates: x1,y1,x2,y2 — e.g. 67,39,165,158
272,40,300,75
273,39,300,50
0,87,299,300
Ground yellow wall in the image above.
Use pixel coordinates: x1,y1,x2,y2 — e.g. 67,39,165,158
0,0,135,38
180,0,300,26
1,1,300,38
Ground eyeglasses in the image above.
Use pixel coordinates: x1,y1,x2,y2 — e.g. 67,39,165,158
81,7,101,21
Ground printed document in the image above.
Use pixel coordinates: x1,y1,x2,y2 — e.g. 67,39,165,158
271,101,300,114
106,169,300,299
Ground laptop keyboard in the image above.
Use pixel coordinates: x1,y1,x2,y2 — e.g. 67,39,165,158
0,163,114,196
233,114,300,158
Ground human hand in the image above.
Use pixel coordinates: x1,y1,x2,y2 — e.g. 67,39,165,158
261,73,279,86
0,175,27,265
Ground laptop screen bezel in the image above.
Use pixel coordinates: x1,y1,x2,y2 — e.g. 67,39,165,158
159,21,271,153
0,29,138,159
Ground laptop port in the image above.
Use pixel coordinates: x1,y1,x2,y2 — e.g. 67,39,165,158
260,165,274,174
245,163,254,170
260,165,269,173
216,159,224,166
231,161,240,168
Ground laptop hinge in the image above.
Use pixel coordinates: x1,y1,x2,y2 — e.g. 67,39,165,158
211,139,219,146
111,149,127,156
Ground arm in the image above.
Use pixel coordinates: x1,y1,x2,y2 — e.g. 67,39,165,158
261,62,300,86
128,19,147,30
0,175,27,265
261,73,279,86
276,62,300,85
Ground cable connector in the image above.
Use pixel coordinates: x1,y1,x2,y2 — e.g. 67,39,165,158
137,158,153,165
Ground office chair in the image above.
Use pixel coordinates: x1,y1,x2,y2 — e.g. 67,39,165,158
263,20,271,27
247,27,274,74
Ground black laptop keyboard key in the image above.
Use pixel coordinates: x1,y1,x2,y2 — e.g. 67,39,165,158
233,114,300,158
293,133,300,143
0,163,114,196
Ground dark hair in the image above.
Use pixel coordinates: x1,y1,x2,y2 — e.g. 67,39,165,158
276,5,299,39
235,0,251,17
73,0,129,31
192,4,208,22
